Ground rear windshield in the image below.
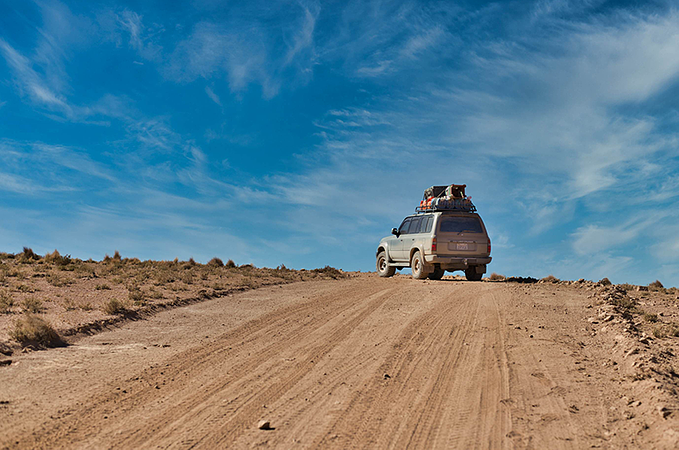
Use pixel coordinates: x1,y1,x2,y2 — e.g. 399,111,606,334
438,216,484,233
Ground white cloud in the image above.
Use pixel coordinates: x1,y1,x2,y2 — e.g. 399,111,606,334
204,86,221,105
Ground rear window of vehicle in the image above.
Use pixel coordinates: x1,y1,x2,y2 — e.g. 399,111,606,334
438,216,483,233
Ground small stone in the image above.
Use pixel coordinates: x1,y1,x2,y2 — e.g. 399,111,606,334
639,338,650,345
258,420,272,430
658,406,671,419
383,373,391,379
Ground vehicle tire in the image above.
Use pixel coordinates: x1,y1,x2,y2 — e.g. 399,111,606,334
428,267,445,280
411,251,428,279
376,251,396,278
465,267,483,281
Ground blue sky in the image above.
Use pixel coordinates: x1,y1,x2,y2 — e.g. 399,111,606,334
1,0,679,286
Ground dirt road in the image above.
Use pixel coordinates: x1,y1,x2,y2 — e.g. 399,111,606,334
1,275,678,449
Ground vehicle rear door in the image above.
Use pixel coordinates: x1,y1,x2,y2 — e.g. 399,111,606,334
434,214,488,257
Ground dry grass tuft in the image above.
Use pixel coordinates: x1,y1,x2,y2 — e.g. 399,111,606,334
541,274,560,283
599,277,612,286
21,297,43,314
103,298,127,315
649,280,664,291
10,314,63,348
207,257,224,268
489,273,505,281
225,259,236,269
643,312,659,323
43,249,71,266
311,266,345,279
18,247,41,263
0,291,14,314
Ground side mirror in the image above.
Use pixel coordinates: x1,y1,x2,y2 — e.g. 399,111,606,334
391,228,399,236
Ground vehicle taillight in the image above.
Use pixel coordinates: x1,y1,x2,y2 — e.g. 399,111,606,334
432,237,437,252
487,241,491,254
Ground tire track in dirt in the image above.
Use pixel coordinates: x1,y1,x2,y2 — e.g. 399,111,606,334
10,283,395,449
3,275,669,449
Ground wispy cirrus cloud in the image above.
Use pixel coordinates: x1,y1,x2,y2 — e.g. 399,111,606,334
164,1,319,97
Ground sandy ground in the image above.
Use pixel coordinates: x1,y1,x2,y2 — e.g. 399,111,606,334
1,274,679,449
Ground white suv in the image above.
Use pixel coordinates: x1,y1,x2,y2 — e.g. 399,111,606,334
376,210,492,280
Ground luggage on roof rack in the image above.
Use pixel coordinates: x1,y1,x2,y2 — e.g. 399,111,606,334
417,184,476,213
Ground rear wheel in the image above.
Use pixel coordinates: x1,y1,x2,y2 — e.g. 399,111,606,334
428,266,445,280
376,251,396,278
411,251,428,279
465,267,483,281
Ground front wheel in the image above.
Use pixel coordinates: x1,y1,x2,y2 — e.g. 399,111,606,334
376,251,396,278
465,267,483,281
411,251,428,279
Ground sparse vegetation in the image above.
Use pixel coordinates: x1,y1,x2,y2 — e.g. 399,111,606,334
207,257,224,268
311,266,345,279
649,280,664,289
43,250,71,266
489,273,505,281
128,286,145,305
18,247,41,263
541,275,560,283
21,297,43,314
10,314,63,348
0,292,14,314
599,277,612,286
643,312,659,323
0,252,346,345
103,298,127,315
617,283,635,292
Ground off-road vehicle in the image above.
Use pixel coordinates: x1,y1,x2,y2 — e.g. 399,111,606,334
375,185,491,281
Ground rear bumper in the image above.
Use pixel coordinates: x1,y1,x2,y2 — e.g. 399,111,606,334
424,255,492,267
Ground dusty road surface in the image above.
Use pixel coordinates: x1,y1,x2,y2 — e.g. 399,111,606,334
1,274,678,449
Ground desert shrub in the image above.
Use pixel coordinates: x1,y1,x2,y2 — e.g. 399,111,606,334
649,280,664,289
95,283,111,290
599,277,612,286
617,283,635,292
188,257,196,266
18,247,41,263
47,272,73,287
311,266,344,279
0,252,14,260
43,250,71,266
653,327,667,339
103,298,127,315
541,274,560,283
0,291,14,314
181,272,194,284
21,297,43,313
207,257,224,268
10,314,63,347
128,285,144,302
643,312,659,323
489,273,505,281
610,296,638,313
80,302,93,311
225,259,236,268
113,250,122,262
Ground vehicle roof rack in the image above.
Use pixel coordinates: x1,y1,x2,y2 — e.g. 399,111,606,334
417,184,477,213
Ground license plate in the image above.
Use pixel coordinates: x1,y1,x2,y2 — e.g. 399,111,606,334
456,243,469,250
